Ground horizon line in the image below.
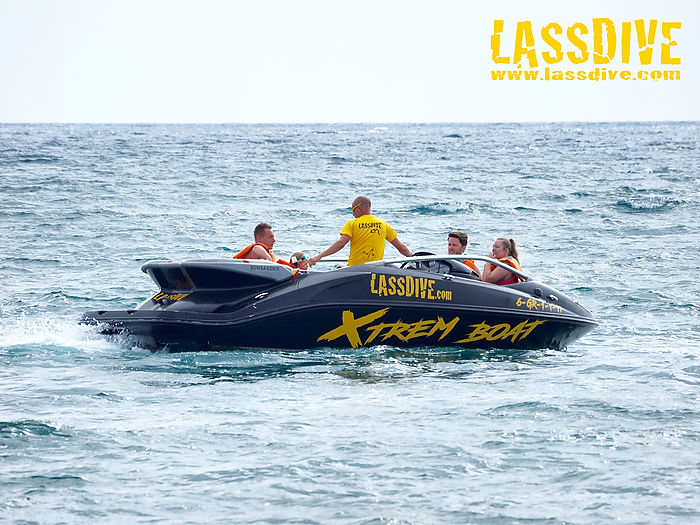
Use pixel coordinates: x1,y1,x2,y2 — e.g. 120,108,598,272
2,119,698,126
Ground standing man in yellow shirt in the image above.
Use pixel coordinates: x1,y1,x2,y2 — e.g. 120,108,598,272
308,196,412,267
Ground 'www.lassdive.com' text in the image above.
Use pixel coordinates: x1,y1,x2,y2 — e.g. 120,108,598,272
491,67,679,82
490,19,681,82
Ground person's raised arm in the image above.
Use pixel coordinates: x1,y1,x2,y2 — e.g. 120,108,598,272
308,235,351,266
389,237,412,258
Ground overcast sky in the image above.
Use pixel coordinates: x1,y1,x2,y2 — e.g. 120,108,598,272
1,0,697,123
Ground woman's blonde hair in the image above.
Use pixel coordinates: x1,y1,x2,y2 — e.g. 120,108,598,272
496,238,519,262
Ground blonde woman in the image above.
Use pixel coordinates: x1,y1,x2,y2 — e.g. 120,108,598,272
482,237,524,285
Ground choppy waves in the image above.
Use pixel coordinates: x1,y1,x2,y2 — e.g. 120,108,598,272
1,122,699,523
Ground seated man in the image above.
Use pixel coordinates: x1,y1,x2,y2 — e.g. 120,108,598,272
234,223,297,269
447,231,481,278
234,222,277,261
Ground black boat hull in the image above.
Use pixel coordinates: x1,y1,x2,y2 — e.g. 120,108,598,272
82,259,596,352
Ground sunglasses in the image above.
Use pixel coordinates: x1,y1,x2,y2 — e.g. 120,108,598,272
351,203,362,211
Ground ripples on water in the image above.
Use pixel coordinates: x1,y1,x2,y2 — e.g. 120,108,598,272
1,123,699,523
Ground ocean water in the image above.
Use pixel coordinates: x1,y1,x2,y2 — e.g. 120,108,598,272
1,122,698,523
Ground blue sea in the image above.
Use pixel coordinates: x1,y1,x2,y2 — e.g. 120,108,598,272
1,122,698,523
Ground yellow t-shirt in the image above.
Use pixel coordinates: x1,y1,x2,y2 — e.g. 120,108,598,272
340,214,397,266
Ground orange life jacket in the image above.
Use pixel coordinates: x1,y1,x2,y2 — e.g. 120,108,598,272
462,259,480,274
276,258,296,269
233,243,296,269
234,242,275,260
495,257,524,285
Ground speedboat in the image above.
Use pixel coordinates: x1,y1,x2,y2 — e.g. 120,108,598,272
81,255,596,351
